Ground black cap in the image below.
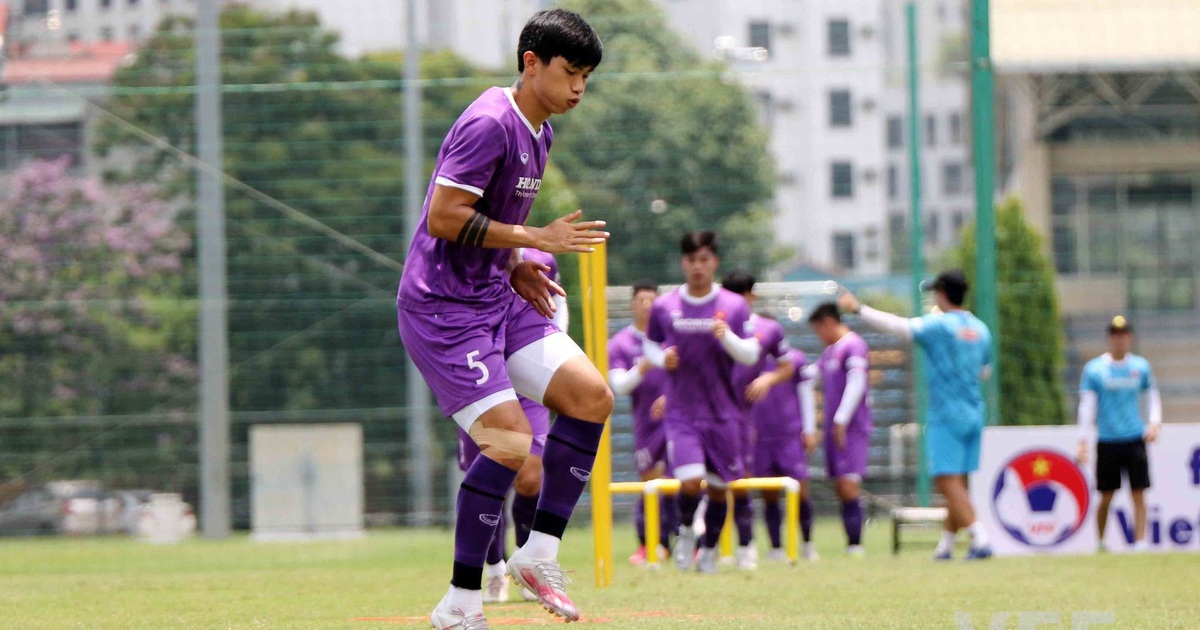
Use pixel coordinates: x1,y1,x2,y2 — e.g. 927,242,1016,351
1107,315,1132,334
930,270,968,294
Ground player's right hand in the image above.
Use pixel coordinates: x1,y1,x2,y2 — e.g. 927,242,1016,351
837,289,861,314
663,346,679,371
1075,442,1088,465
651,395,666,421
536,210,609,254
803,432,820,454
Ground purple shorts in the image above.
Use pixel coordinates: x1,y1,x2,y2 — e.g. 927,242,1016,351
397,293,558,419
634,425,669,476
458,396,550,471
665,417,744,483
824,425,870,480
754,439,809,481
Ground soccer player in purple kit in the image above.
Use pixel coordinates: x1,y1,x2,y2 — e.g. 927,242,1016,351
607,282,675,565
395,10,610,628
453,248,567,604
748,347,820,562
807,302,873,557
722,270,796,570
643,231,762,574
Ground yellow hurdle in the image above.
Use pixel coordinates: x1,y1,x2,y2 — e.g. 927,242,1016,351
607,476,801,567
581,243,613,588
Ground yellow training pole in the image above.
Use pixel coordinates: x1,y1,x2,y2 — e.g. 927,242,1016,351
642,478,680,565
784,482,801,564
582,243,613,588
720,494,735,558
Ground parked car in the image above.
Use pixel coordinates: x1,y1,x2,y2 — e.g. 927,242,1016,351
0,480,122,536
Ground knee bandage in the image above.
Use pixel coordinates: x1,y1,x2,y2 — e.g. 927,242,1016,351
470,425,533,460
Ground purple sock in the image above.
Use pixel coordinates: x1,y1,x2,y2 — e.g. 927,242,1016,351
452,456,517,589
733,495,754,546
634,497,646,546
485,510,506,565
801,498,814,543
703,499,728,549
678,492,701,529
841,499,863,546
764,500,782,549
533,416,604,539
511,491,538,549
659,495,678,549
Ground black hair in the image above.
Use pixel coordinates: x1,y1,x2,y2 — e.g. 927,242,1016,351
632,281,658,297
517,9,604,73
931,269,969,306
721,270,755,295
808,302,842,324
680,230,718,256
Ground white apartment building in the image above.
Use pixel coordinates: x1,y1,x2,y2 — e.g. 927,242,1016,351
659,0,975,275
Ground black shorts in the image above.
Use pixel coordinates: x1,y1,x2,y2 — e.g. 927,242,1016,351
1096,438,1150,492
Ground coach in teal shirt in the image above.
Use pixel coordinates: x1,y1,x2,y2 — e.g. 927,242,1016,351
1077,315,1161,552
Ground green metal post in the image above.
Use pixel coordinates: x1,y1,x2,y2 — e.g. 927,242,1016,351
906,1,930,507
971,0,1000,425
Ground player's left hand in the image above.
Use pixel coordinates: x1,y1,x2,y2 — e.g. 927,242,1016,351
651,395,666,421
1145,424,1160,443
803,432,820,454
711,319,729,340
834,424,848,449
745,375,775,403
510,260,565,319
837,290,861,315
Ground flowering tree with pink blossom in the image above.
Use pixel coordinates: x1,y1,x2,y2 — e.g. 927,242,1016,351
0,158,195,420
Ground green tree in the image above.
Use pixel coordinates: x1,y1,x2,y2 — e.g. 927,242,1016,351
952,198,1068,425
553,0,779,283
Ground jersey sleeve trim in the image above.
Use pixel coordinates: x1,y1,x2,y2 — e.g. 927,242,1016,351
434,176,485,197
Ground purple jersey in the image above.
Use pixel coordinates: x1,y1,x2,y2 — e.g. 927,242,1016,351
647,287,752,423
397,87,552,314
817,332,873,431
608,326,668,444
753,349,811,442
731,314,791,411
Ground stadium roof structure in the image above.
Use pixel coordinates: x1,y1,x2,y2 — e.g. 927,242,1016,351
993,0,1200,74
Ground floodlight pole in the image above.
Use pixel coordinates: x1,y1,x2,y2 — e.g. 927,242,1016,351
404,0,434,526
971,0,1001,426
196,0,231,538
906,1,930,508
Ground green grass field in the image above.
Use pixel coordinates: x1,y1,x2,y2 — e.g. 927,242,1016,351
0,521,1195,629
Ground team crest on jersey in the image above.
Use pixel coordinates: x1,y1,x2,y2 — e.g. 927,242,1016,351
520,152,529,164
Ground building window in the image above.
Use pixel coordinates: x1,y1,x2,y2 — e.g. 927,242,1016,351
833,233,856,270
831,162,854,198
828,19,851,57
943,162,964,195
100,26,115,41
925,114,937,147
130,0,139,4
66,31,81,43
101,0,112,8
952,211,967,233
926,212,940,245
65,0,78,11
754,91,774,129
949,113,963,144
0,123,85,170
748,20,770,51
829,90,852,128
887,164,899,200
23,0,48,15
887,116,904,149
128,24,141,40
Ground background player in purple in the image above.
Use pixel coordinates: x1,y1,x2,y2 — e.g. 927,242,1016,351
807,302,873,558
746,348,820,562
395,10,610,628
607,282,674,565
643,231,762,574
722,270,795,570
454,247,565,604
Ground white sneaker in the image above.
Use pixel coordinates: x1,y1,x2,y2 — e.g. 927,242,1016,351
1132,540,1149,553
674,526,697,571
735,545,758,571
766,548,788,563
430,599,489,629
481,573,508,604
847,545,866,559
695,547,718,574
802,542,820,562
506,547,579,622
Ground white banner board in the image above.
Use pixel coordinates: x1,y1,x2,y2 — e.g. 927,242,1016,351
969,424,1200,556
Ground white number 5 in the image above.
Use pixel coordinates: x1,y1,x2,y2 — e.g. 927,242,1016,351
466,350,490,385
